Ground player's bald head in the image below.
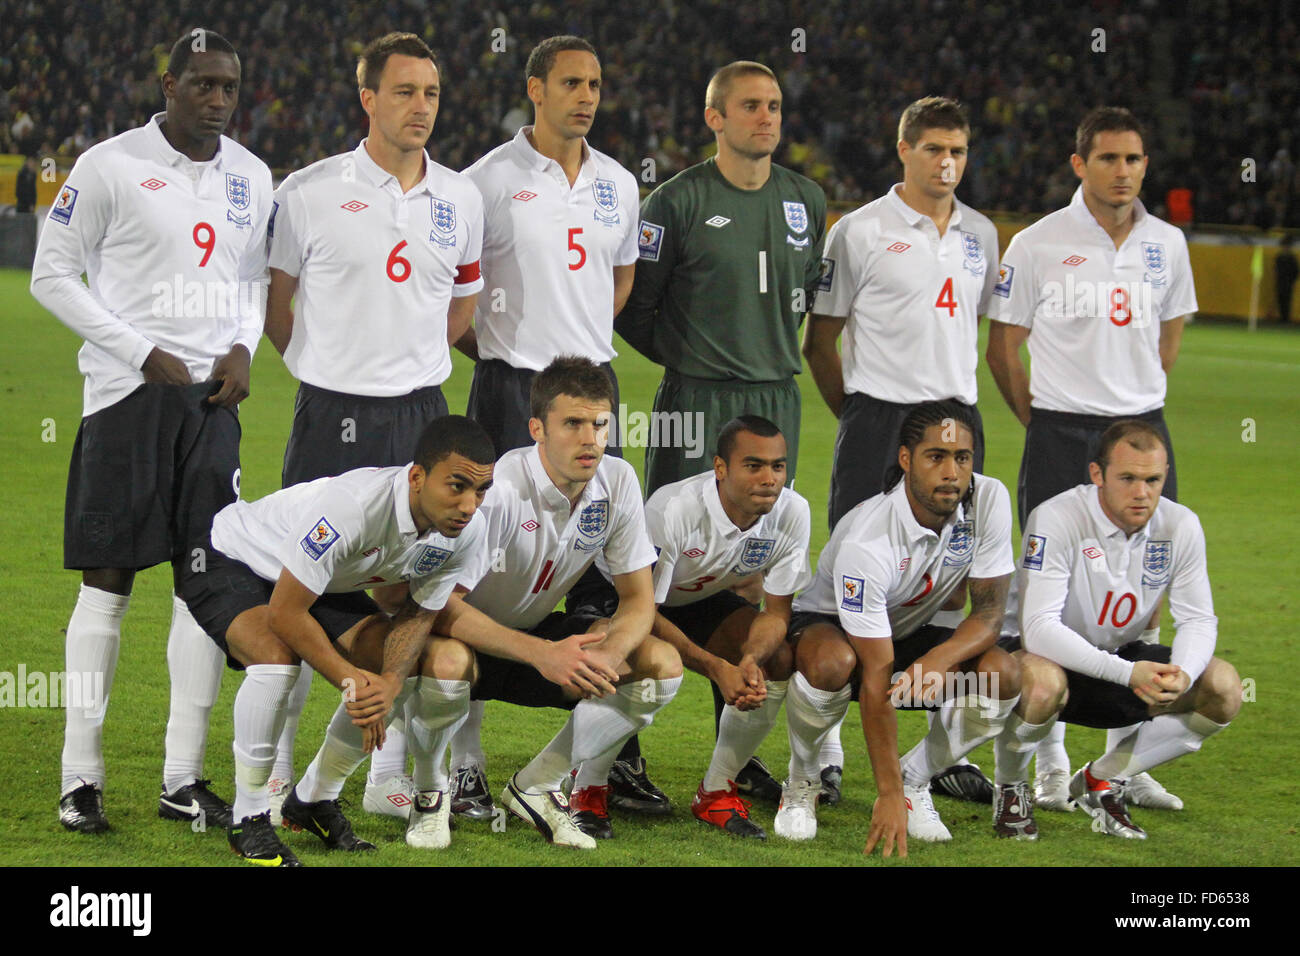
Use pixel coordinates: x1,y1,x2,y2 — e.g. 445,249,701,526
167,28,238,79
705,61,778,114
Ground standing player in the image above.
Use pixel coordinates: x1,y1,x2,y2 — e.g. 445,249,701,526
448,35,640,821
616,61,826,494
433,357,682,848
777,402,1028,852
262,33,484,818
803,97,999,805
181,416,496,864
637,416,812,840
30,30,272,833
994,421,1240,839
986,107,1196,811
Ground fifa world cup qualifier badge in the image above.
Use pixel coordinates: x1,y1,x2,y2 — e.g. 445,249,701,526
841,575,864,612
1024,534,1047,570
301,517,340,560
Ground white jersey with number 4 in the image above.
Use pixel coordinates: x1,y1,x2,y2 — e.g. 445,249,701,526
794,474,1014,641
464,128,640,370
269,141,484,396
815,186,998,405
459,446,657,629
31,113,272,416
1015,484,1216,686
988,187,1197,416
642,470,812,606
211,465,488,612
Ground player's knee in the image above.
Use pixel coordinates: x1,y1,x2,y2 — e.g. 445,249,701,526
1017,652,1067,722
979,646,1021,699
797,632,855,691
766,641,795,681
423,637,474,682
633,636,682,681
1197,657,1242,724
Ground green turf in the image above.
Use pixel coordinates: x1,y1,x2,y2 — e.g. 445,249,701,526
1,266,1296,866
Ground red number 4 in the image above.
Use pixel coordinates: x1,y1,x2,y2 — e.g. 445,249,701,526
935,277,957,317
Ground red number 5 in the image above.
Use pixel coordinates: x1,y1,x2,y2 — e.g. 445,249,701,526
568,228,586,271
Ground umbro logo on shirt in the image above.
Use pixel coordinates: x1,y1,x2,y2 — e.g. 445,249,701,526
886,241,911,253
140,179,166,190
513,190,538,202
340,200,369,212
683,547,705,558
1062,254,1087,266
705,216,731,228
1083,546,1103,559
521,520,539,532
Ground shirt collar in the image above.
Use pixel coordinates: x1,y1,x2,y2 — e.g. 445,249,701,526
1084,485,1150,544
392,466,418,536
887,183,963,231
146,112,224,170
354,139,435,194
512,125,596,183
702,476,755,539
524,444,582,512
1068,184,1149,231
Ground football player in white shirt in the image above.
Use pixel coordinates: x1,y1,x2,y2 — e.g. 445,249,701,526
803,96,1000,807
263,33,485,821
30,30,272,836
451,35,642,822
995,421,1241,839
778,402,1034,854
986,107,1196,812
180,416,497,864
434,358,682,849
638,417,811,840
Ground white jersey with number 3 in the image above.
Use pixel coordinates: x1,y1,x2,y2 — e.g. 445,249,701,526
1016,484,1216,686
269,141,484,395
459,446,657,629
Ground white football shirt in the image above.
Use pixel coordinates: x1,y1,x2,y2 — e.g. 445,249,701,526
31,113,272,416
459,446,657,629
815,186,998,405
641,470,812,606
211,465,487,612
464,128,640,369
988,187,1197,416
1014,484,1216,686
269,141,484,395
794,474,1015,641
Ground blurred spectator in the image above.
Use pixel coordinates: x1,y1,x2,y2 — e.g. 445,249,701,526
1276,236,1297,322
15,154,37,212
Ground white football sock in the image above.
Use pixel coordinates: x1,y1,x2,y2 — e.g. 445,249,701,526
295,697,369,803
901,693,1018,788
703,680,788,792
231,664,299,821
367,713,409,784
818,714,845,769
1091,712,1228,780
994,712,1057,784
270,663,313,782
570,677,681,790
449,699,486,770
786,672,852,782
162,595,225,793
1034,719,1070,774
61,585,128,794
1105,723,1140,754
409,678,471,792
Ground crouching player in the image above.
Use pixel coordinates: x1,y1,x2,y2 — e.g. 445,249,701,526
436,357,682,849
181,416,495,865
631,416,812,840
994,420,1240,839
780,402,1031,854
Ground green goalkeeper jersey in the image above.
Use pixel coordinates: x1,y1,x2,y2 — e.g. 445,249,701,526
616,158,827,382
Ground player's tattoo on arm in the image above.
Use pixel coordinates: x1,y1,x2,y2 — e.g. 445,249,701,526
966,574,1010,629
380,599,435,680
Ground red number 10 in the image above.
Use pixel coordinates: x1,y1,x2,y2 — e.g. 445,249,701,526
1097,590,1137,628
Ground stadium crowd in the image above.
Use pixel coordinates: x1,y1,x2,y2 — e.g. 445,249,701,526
3,0,1296,225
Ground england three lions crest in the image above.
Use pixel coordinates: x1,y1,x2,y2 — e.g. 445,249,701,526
943,520,974,567
1142,539,1172,587
430,196,457,247
414,545,454,575
783,201,808,235
1142,242,1166,274
735,537,776,573
225,173,250,211
592,178,620,225
577,499,609,538
960,231,985,277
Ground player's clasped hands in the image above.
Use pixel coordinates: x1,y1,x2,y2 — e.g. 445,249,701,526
887,660,944,709
344,668,400,753
542,630,620,698
714,658,766,711
1130,659,1188,708
865,793,909,859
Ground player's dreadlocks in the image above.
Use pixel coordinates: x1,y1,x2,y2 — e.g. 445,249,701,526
883,400,978,514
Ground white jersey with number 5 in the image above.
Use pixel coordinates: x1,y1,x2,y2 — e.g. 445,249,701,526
458,446,657,629
31,113,272,416
643,470,812,606
268,141,484,396
814,186,998,405
464,128,639,370
794,474,1014,641
1015,484,1216,686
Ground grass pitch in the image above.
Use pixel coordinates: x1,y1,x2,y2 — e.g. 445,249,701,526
1,267,1296,867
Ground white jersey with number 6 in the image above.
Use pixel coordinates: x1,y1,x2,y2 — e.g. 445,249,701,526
1015,484,1216,687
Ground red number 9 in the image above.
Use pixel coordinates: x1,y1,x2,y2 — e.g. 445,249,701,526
193,221,215,267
